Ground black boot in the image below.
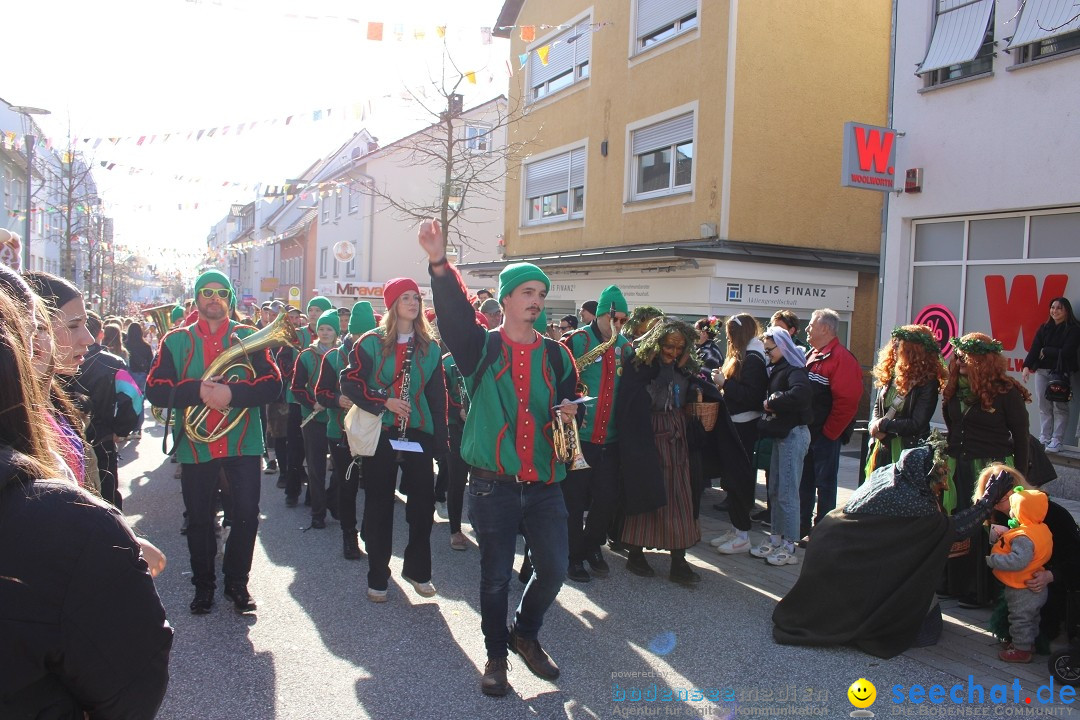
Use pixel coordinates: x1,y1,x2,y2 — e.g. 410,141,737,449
343,533,363,560
669,549,701,586
626,546,656,577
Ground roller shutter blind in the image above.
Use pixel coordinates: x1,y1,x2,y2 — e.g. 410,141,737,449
632,112,694,156
637,0,698,40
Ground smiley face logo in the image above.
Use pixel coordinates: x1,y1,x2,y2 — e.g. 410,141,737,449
848,678,876,709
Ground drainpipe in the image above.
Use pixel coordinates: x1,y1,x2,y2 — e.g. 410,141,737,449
875,0,900,349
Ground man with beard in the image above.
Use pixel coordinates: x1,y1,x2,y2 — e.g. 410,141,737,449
146,270,281,615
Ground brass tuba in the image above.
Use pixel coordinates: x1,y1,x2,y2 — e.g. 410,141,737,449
183,312,300,444
143,303,177,423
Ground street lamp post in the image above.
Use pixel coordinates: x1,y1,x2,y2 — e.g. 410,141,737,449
9,105,51,271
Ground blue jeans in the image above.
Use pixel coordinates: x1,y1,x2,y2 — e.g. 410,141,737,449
467,477,568,659
768,425,810,542
799,433,843,533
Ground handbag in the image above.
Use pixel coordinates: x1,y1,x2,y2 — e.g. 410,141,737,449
1045,355,1072,403
344,405,383,457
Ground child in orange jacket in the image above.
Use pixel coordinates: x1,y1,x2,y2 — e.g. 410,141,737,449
987,487,1053,663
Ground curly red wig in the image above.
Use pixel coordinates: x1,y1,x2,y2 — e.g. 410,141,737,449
942,332,1031,410
872,324,947,395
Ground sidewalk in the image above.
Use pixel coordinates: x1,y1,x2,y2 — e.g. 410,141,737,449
694,439,1073,702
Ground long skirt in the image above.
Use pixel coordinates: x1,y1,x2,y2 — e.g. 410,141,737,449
621,409,700,550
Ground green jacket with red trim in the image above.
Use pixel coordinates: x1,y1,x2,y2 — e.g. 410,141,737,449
339,328,448,454
430,263,580,484
292,343,333,425
145,318,281,463
315,343,348,440
563,322,629,445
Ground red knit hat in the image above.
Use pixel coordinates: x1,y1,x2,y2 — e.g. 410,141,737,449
382,277,420,311
475,311,490,329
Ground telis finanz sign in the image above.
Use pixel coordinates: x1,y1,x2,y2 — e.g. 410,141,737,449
841,121,898,191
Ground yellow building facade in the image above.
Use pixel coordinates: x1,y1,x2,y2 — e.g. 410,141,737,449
481,0,891,365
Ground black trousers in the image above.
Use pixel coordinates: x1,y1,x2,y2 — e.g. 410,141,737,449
363,428,434,591
723,421,759,532
93,438,120,510
301,420,329,521
445,423,468,534
181,456,260,590
562,441,619,563
284,403,307,500
332,440,360,535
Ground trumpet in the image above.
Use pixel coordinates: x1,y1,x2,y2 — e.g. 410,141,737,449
553,405,589,470
184,312,300,444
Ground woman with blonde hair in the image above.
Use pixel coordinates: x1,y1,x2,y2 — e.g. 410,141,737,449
340,278,448,603
866,324,947,474
941,332,1031,604
709,313,768,554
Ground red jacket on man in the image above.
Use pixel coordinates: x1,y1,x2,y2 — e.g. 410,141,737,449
805,337,863,441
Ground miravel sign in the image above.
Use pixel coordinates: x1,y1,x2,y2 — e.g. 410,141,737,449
840,121,898,192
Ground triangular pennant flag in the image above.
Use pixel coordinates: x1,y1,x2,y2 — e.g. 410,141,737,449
136,136,146,146
367,21,383,41
537,45,550,65
465,71,477,84
313,110,322,121
520,26,535,42
436,25,446,38
518,53,528,68
414,27,426,40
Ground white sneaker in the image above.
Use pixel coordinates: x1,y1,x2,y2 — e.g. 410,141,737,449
709,529,736,547
367,587,388,603
766,549,799,566
715,535,751,555
435,501,448,519
749,541,780,558
1047,439,1063,453
1039,436,1050,447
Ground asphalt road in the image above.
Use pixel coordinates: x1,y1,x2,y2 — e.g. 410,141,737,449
118,422,1046,720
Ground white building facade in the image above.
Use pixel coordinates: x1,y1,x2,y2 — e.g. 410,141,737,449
882,0,1080,445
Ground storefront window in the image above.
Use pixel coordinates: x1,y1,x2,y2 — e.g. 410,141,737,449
968,217,1024,260
913,221,963,261
1029,212,1080,259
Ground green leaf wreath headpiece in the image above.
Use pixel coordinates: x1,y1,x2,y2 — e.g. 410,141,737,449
891,326,941,355
948,335,1004,355
925,428,949,475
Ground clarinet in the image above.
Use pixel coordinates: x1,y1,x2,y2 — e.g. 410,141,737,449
395,338,415,460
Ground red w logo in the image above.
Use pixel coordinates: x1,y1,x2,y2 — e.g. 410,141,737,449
853,126,895,174
985,274,1069,351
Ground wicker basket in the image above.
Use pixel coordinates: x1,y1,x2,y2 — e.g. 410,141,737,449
685,402,719,432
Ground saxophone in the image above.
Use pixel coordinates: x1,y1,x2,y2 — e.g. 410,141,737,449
555,304,618,471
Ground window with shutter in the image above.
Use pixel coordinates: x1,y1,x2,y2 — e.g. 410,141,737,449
528,19,593,103
635,0,699,53
629,112,695,201
522,147,587,226
918,0,995,87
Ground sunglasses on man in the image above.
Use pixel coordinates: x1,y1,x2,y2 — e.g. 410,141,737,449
199,288,230,299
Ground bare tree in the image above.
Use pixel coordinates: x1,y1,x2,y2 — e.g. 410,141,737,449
40,134,102,282
355,40,537,252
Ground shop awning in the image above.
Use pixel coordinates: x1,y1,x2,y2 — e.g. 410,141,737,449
458,239,879,277
1006,0,1080,48
916,0,995,75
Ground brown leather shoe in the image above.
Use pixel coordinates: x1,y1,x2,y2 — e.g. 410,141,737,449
481,657,510,696
508,626,560,680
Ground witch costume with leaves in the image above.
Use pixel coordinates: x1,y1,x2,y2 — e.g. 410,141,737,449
773,434,1014,658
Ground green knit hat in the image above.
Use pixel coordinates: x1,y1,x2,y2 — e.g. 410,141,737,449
170,305,185,323
307,295,333,313
596,285,628,315
498,262,549,301
349,301,377,335
194,269,234,300
317,308,340,334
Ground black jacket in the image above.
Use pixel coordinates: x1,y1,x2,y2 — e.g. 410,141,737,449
0,453,172,719
73,345,134,443
870,380,939,450
764,360,813,428
1023,321,1080,373
721,351,769,417
126,340,154,375
943,386,1030,474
